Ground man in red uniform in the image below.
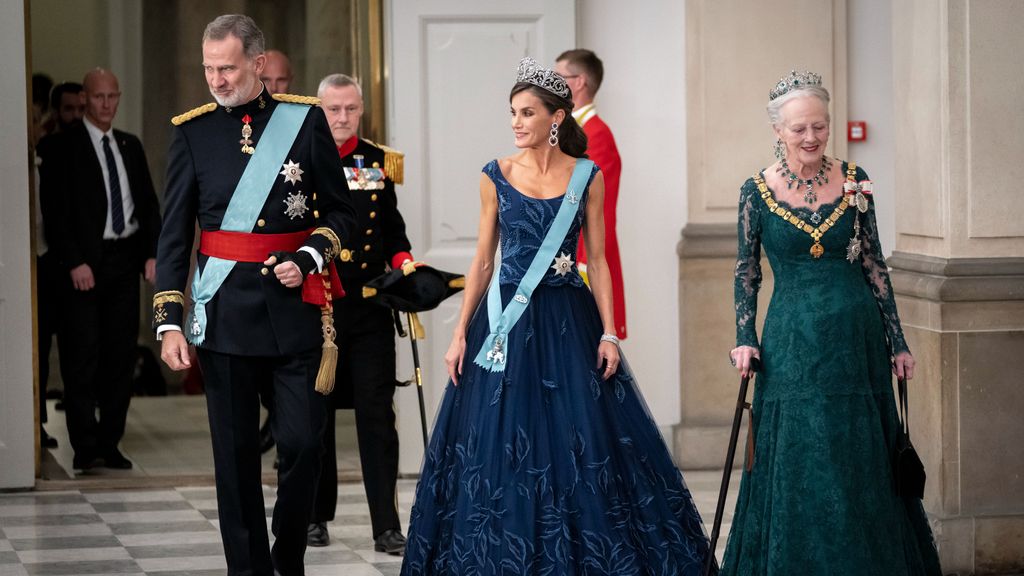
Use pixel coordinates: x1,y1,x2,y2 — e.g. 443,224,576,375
555,49,627,338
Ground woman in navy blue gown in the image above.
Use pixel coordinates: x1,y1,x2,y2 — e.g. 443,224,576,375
400,58,714,576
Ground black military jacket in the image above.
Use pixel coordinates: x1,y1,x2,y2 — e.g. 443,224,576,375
335,137,412,296
154,87,356,356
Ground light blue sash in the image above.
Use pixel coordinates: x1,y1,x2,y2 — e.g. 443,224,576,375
473,158,594,372
187,103,308,345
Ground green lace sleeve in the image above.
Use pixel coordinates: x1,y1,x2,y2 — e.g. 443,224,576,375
734,178,762,348
856,172,910,355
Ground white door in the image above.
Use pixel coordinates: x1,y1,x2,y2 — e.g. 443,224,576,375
0,0,36,489
385,0,576,475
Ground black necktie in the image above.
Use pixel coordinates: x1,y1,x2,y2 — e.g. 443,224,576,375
102,134,125,235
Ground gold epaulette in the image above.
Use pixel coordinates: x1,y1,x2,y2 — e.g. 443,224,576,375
364,139,405,185
273,93,321,106
170,103,217,126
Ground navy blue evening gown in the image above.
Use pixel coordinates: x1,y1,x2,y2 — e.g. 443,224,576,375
401,161,714,575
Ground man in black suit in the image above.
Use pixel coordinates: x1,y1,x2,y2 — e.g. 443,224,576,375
38,68,161,472
155,14,356,576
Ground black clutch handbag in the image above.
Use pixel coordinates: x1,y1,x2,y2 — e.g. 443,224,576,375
893,376,926,499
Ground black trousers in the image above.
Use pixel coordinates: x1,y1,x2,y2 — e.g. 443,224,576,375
57,237,140,458
312,298,401,538
36,251,62,425
198,347,327,576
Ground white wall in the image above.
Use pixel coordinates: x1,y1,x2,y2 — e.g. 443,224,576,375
0,0,36,489
577,0,685,428
848,0,896,255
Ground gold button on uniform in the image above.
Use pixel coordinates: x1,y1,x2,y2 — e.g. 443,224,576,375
361,263,368,270
363,244,371,252
369,211,376,219
339,249,353,262
371,194,378,201
365,229,373,236
260,267,269,276
372,162,380,168
257,218,266,227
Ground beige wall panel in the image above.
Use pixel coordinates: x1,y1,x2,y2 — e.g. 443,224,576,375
686,0,846,225
958,331,1024,514
892,0,946,246
901,326,945,512
966,1,1024,242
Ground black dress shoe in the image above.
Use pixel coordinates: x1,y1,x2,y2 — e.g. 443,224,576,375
72,453,100,470
307,522,329,547
374,529,406,556
102,450,134,470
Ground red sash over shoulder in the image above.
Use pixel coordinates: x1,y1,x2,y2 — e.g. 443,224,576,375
199,229,344,305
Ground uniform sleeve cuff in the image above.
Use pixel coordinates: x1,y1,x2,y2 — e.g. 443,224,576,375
391,252,414,271
299,246,324,273
156,324,182,340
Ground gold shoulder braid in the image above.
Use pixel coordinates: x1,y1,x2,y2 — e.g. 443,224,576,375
272,93,321,106
364,139,405,185
170,103,217,126
753,160,855,259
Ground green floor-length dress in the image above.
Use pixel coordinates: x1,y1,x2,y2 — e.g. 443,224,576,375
720,162,942,576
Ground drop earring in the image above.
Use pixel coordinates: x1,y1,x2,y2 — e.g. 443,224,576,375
773,138,785,161
549,123,559,147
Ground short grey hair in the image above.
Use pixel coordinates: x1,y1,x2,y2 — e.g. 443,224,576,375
766,85,831,127
317,73,363,98
203,15,265,60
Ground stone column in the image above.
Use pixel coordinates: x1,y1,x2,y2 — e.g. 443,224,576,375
891,1,1024,573
676,0,848,468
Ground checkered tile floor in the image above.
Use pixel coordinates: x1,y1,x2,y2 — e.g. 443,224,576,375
0,471,734,575
0,481,416,576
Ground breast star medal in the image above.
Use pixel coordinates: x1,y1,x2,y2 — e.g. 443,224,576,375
283,191,309,219
551,252,574,277
240,114,255,154
280,160,304,185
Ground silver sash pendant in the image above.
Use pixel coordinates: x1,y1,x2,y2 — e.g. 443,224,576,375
486,335,506,365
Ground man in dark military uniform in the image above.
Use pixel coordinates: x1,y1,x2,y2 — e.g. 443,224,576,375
307,73,411,555
154,15,355,576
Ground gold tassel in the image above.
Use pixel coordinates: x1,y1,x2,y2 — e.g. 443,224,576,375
314,269,337,395
315,307,337,394
408,312,426,340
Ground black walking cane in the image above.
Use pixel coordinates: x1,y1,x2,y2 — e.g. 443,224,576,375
400,311,430,448
702,356,761,576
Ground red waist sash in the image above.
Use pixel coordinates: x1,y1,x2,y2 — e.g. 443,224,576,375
199,229,344,306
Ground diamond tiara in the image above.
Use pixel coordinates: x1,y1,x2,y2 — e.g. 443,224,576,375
769,70,823,101
516,57,571,101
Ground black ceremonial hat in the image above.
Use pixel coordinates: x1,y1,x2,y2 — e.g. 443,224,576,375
362,265,465,312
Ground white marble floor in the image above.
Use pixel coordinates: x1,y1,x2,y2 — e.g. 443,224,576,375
20,396,738,575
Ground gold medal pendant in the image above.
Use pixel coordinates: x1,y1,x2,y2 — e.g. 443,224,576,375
810,242,825,259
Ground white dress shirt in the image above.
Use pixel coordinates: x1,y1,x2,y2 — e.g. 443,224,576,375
84,117,138,239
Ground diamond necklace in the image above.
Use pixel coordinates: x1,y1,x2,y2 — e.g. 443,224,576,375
778,156,832,204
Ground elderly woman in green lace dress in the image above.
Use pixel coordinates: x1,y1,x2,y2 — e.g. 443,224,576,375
722,71,941,575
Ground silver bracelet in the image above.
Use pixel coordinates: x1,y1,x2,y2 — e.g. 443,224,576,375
600,333,620,345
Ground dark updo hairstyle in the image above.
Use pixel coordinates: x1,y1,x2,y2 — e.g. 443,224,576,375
509,83,588,158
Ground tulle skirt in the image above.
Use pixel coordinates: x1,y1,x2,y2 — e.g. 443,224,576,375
401,283,714,576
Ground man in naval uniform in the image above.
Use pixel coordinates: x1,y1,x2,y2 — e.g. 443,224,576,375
306,73,412,555
154,15,356,576
555,49,627,339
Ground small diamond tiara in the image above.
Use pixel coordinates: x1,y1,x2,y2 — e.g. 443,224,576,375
769,70,823,101
516,57,571,100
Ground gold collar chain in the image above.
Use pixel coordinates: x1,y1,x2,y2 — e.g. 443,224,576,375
753,162,857,259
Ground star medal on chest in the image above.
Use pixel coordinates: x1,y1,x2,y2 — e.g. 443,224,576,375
240,114,255,154
846,216,862,263
280,160,308,219
551,252,574,276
